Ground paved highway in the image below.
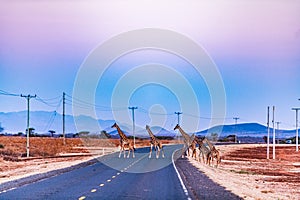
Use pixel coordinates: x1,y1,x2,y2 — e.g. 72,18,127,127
0,144,240,200
0,145,189,200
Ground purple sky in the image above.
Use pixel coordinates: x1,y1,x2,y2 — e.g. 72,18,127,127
0,1,299,131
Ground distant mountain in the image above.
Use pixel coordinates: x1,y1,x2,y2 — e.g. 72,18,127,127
0,111,296,139
0,111,176,137
197,123,296,138
0,111,115,134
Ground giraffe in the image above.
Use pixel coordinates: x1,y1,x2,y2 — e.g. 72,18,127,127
192,136,209,162
111,123,135,158
146,125,165,159
203,138,221,167
174,124,195,158
193,137,210,163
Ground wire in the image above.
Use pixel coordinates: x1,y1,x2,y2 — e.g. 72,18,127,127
36,95,62,108
138,107,174,116
65,93,128,111
183,113,232,120
43,111,57,132
0,89,19,97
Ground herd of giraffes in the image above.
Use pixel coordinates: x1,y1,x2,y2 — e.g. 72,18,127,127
111,123,221,167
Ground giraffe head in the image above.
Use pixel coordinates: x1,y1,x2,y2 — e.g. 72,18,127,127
145,125,150,130
111,123,118,129
174,124,180,130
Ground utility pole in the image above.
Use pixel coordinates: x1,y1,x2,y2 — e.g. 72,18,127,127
267,106,270,159
233,117,239,143
63,92,66,145
292,108,299,152
272,106,276,159
174,112,182,125
128,106,138,147
21,94,36,157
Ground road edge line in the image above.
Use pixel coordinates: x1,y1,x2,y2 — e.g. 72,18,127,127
172,149,192,200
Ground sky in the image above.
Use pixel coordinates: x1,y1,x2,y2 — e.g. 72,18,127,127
0,0,300,132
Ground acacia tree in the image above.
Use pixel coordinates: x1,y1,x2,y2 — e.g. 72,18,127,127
48,130,55,137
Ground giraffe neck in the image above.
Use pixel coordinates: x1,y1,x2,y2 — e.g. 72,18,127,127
204,138,214,150
146,127,156,141
116,125,128,141
178,126,191,141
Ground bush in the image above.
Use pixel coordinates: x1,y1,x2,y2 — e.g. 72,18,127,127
0,143,4,149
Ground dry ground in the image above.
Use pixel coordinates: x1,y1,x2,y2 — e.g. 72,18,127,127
189,144,300,200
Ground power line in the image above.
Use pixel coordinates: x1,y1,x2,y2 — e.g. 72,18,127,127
43,111,57,132
0,89,19,96
36,95,62,108
65,93,127,111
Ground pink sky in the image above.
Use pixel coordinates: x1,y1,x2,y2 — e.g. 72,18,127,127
0,1,299,130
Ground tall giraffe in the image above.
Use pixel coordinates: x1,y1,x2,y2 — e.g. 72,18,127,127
203,138,221,167
174,124,195,158
111,123,135,158
146,125,165,159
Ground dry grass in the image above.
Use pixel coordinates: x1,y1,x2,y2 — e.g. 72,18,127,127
0,136,87,158
189,144,300,199
0,136,180,158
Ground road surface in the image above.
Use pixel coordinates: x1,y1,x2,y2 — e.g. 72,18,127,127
0,145,240,200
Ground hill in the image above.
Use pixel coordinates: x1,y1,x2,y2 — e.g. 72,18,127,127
197,123,296,138
0,111,296,139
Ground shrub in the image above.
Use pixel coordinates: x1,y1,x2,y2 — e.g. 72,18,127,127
0,144,4,149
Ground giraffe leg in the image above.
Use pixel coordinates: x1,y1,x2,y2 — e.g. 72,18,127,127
160,143,165,158
149,143,153,158
181,147,185,158
161,147,165,158
119,146,122,158
127,148,130,158
156,146,159,159
132,147,135,158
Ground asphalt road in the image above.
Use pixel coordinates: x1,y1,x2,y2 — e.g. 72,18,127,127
0,144,240,200
0,145,189,200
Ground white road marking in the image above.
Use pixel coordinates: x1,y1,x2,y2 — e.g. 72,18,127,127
172,149,192,200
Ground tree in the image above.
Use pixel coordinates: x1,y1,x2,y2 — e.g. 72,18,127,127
48,130,55,137
26,127,35,136
263,136,267,143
